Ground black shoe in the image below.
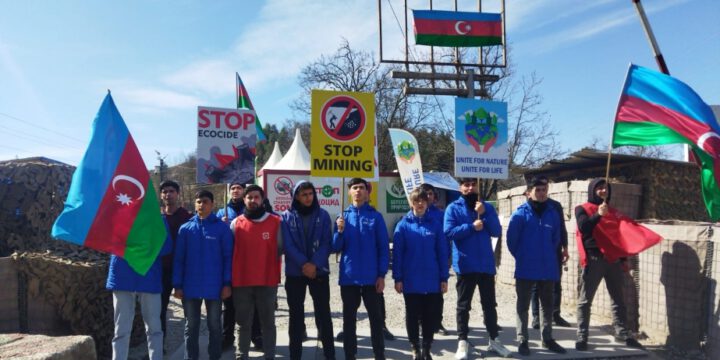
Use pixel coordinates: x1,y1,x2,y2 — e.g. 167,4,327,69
625,338,644,349
252,338,263,350
383,327,395,341
542,339,567,354
421,348,433,360
575,340,588,351
553,314,571,327
518,341,530,356
335,331,344,342
531,316,540,329
411,344,421,360
436,324,449,336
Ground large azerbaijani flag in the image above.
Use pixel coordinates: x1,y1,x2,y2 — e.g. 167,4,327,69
413,10,502,47
51,93,167,275
237,72,267,142
613,64,720,220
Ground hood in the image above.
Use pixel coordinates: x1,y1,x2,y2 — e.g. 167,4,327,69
587,178,611,205
291,180,319,213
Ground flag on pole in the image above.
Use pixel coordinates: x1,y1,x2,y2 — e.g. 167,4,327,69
413,10,502,47
612,64,720,220
51,93,167,275
237,72,267,142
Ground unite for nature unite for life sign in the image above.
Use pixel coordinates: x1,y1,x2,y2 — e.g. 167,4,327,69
454,98,509,179
196,106,257,185
310,90,376,178
389,128,424,203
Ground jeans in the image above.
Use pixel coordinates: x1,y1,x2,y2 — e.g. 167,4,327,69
160,267,173,336
456,273,499,340
576,256,629,341
531,250,563,318
182,298,222,360
286,275,335,359
341,285,385,360
233,286,278,359
404,293,442,349
516,279,554,342
112,291,163,360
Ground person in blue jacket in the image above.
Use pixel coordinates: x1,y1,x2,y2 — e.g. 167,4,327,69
393,188,449,360
106,221,172,360
173,190,233,360
506,176,566,356
444,178,510,359
333,177,389,360
419,182,450,336
281,180,335,360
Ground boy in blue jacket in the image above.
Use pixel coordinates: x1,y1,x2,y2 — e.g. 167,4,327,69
106,222,172,360
281,180,335,360
333,177,389,360
173,190,233,360
444,178,510,359
393,188,449,360
507,176,566,356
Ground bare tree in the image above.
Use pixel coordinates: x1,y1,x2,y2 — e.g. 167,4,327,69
587,135,673,159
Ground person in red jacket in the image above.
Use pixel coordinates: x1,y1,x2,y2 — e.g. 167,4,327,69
230,185,283,360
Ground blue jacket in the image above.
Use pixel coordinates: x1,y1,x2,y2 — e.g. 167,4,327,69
281,181,333,277
506,201,562,281
173,213,233,300
106,228,173,293
392,210,449,294
332,203,390,286
443,197,501,275
216,201,244,223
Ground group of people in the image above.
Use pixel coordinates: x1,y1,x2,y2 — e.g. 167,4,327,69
105,175,645,360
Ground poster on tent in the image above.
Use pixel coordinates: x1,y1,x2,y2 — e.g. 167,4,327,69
196,106,257,184
454,98,508,179
310,90,376,178
386,178,411,213
389,128,424,202
263,171,343,217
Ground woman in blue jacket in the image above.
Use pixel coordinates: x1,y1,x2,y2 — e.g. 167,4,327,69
393,188,449,360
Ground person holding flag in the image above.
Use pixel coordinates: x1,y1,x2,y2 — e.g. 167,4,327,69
574,179,648,351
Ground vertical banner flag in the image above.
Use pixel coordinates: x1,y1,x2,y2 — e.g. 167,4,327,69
389,128,424,202
51,93,167,275
196,106,257,184
454,98,509,179
613,64,720,220
413,10,502,47
311,90,376,178
237,73,266,142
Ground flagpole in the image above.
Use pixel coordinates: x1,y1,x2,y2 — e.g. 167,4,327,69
477,176,481,220
224,183,228,222
631,0,670,75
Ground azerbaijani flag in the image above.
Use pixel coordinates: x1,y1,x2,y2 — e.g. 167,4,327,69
237,72,267,142
51,93,167,275
413,10,502,47
613,64,720,220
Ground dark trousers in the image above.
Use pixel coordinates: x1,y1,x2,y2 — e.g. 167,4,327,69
160,267,173,336
404,293,442,349
341,285,385,360
516,279,554,342
223,297,262,345
456,273,499,340
286,275,335,360
576,256,629,341
532,251,563,317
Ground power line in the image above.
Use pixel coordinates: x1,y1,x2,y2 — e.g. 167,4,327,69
0,111,86,143
0,123,83,150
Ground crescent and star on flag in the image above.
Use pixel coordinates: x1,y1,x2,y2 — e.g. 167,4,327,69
112,174,145,206
454,21,471,35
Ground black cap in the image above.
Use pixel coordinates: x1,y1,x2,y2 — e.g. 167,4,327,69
527,175,549,190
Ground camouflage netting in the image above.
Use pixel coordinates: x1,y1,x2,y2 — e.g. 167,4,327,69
13,251,113,358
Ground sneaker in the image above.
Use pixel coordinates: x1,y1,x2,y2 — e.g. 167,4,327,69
531,316,540,329
553,314,571,327
454,340,469,360
625,338,644,349
335,331,344,342
383,327,395,341
518,341,530,356
488,338,512,358
436,324,449,336
575,340,588,351
542,339,567,354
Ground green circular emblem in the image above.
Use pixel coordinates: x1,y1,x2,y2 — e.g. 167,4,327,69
321,185,333,198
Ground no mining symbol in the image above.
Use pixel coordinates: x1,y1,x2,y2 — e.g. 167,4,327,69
321,96,366,142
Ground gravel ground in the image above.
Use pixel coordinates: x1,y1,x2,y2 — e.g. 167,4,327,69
125,261,685,359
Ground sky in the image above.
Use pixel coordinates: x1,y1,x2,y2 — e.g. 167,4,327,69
1,0,718,169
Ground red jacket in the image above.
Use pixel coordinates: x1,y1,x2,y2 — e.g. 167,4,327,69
231,214,282,287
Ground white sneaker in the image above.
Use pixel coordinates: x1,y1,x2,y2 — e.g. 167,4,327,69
488,338,512,358
455,339,469,360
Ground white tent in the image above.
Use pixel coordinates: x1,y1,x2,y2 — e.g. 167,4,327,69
259,142,283,172
270,129,310,170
